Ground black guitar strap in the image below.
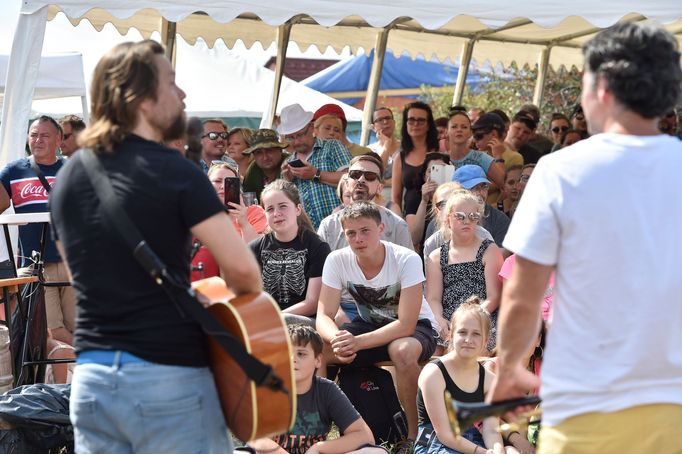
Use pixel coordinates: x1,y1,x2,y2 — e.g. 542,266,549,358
79,149,284,393
29,156,53,193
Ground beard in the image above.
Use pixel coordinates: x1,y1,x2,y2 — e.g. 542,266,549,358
351,184,377,202
161,111,187,142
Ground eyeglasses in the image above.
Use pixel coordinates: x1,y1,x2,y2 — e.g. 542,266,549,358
63,133,73,140
406,117,427,126
348,169,380,182
472,130,492,141
283,124,311,142
551,126,569,134
373,115,393,124
452,211,481,222
202,132,228,140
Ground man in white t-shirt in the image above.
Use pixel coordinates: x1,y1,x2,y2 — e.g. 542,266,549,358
489,22,682,453
317,202,437,440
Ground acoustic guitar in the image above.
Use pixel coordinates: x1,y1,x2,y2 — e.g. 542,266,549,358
192,277,296,441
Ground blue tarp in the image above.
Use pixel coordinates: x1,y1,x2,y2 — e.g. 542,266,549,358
302,50,489,105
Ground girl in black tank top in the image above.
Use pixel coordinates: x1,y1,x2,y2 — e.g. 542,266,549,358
414,300,506,454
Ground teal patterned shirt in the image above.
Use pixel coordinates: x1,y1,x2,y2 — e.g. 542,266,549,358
289,138,351,228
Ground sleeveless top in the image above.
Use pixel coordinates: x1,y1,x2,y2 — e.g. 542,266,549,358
399,151,425,216
417,359,485,426
441,239,498,350
440,239,492,321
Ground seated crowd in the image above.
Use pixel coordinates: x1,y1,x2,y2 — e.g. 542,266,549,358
6,102,680,453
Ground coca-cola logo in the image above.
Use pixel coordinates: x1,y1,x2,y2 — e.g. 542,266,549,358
19,183,49,199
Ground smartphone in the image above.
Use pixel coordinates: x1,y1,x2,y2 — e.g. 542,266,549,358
223,177,241,207
288,158,306,168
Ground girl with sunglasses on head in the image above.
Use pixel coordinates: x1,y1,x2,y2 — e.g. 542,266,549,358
250,180,331,325
425,191,503,352
391,101,441,217
190,162,267,281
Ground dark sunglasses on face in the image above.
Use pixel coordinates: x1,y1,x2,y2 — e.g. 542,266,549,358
452,211,481,222
472,130,492,141
348,169,380,182
551,126,569,134
202,132,229,140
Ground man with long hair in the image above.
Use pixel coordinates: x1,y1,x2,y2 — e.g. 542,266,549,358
49,40,262,453
491,22,682,453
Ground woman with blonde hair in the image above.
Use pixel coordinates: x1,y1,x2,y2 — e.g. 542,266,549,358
225,127,253,179
425,190,503,350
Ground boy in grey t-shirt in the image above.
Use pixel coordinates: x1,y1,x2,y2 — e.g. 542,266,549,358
249,325,386,454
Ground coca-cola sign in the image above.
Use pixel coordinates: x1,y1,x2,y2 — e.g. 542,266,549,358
11,177,55,208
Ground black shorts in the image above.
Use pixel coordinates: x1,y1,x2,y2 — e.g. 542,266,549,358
340,318,437,366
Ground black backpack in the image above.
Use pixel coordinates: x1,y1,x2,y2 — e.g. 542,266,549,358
337,365,408,444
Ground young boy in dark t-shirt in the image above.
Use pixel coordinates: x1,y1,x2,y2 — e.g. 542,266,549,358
249,325,387,454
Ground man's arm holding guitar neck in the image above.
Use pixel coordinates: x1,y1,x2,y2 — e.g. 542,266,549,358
192,212,263,295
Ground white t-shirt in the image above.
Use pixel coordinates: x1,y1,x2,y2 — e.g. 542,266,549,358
504,133,682,426
322,241,437,329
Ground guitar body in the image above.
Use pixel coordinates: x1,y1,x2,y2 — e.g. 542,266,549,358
193,277,296,441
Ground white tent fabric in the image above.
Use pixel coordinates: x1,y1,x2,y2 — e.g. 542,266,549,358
175,38,362,121
2,1,681,166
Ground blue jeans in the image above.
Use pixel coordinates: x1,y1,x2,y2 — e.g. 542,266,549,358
414,423,485,454
70,351,232,453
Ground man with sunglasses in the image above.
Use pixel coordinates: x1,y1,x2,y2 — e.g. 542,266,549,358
58,114,86,157
548,113,571,151
199,119,230,173
491,23,682,453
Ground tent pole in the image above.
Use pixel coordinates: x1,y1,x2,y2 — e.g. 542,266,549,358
81,96,90,123
532,47,552,108
452,39,475,106
0,7,48,167
161,19,177,68
360,28,390,146
264,23,293,129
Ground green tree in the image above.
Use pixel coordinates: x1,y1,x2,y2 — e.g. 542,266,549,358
420,64,582,134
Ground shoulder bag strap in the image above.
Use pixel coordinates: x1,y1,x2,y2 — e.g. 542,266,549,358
29,156,53,193
79,149,284,392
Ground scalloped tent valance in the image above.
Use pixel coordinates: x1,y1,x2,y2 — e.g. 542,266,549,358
2,0,681,165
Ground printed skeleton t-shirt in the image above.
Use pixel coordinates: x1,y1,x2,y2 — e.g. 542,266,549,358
250,230,330,310
273,376,359,454
322,241,427,326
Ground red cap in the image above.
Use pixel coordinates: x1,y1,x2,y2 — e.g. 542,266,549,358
313,103,347,128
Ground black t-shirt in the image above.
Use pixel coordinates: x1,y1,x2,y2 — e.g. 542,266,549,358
49,135,224,367
249,230,330,311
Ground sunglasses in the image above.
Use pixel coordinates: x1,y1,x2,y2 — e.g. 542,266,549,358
472,130,493,141
452,211,481,222
406,117,427,126
551,126,569,134
202,132,228,140
348,169,380,182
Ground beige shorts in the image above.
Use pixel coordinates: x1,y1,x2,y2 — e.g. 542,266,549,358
19,261,75,333
538,403,682,454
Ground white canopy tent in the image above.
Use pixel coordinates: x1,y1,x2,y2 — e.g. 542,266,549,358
174,38,362,122
2,0,681,163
